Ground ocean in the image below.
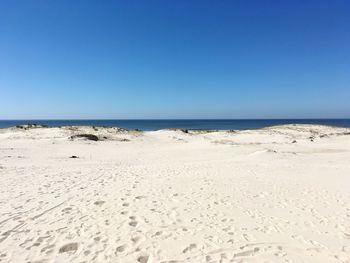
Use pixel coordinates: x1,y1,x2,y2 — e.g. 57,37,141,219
1,119,350,131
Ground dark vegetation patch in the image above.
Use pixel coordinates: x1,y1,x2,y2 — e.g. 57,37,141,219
70,134,99,141
191,129,217,134
16,124,48,129
167,128,189,133
319,132,350,138
117,138,130,142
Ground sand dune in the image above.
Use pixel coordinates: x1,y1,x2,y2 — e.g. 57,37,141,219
0,124,350,262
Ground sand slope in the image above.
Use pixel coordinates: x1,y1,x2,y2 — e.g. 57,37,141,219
0,125,350,262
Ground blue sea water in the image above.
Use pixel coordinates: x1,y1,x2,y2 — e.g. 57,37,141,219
1,119,350,131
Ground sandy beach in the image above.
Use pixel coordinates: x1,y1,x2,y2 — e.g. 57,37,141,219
0,124,350,262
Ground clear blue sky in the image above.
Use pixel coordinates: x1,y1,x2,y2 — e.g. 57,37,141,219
1,0,349,119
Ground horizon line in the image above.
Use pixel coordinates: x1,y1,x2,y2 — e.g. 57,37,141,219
1,118,350,121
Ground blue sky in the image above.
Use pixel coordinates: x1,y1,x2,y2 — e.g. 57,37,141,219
1,0,349,119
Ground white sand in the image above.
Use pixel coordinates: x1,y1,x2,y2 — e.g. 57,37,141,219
0,124,350,262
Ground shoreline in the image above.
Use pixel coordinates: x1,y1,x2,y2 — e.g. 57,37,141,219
1,122,350,132
1,119,350,131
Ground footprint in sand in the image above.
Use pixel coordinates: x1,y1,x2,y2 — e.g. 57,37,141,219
137,255,149,263
131,235,145,244
234,247,260,257
59,242,78,253
135,195,147,200
129,221,138,227
115,244,128,254
94,200,105,206
183,243,197,253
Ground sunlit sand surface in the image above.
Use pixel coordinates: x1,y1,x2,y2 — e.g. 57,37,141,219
0,124,350,262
